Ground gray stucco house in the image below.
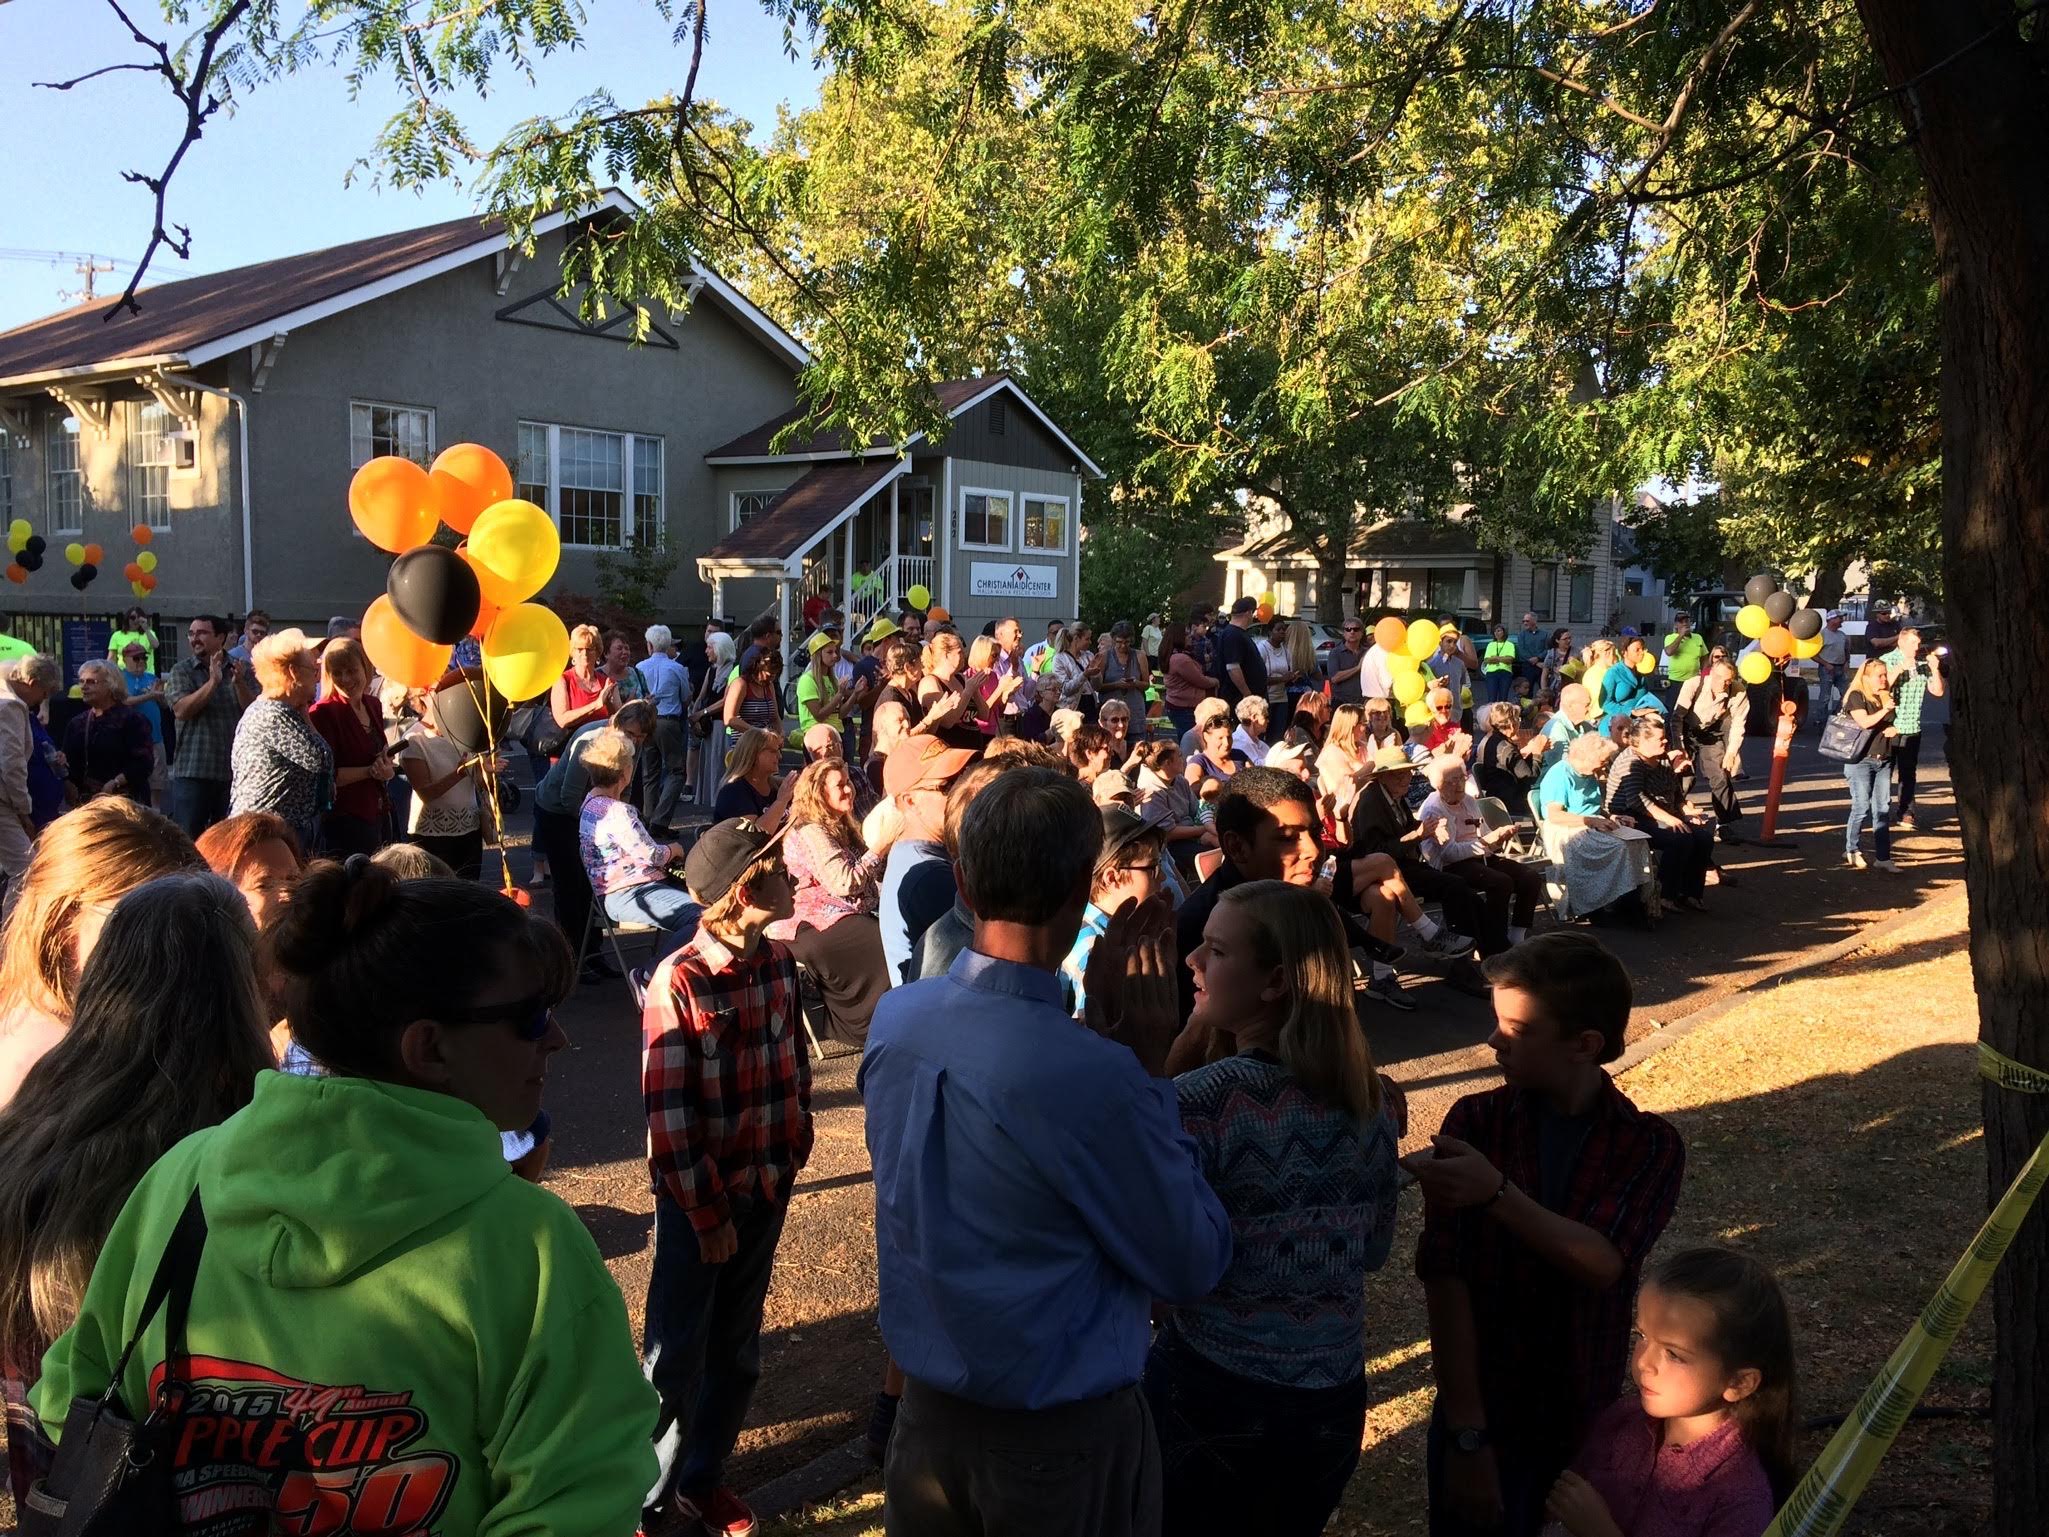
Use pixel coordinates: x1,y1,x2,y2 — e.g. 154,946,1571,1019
0,191,1096,642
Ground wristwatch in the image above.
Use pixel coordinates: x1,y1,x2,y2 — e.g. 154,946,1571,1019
1451,1426,1489,1455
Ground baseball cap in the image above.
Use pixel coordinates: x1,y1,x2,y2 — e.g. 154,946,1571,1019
684,817,787,905
883,734,979,797
1091,770,1137,805
1231,595,1259,616
1099,804,1152,860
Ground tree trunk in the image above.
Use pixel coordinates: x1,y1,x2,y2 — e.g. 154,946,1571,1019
1318,551,1351,623
1805,559,1850,612
1853,6,2049,1532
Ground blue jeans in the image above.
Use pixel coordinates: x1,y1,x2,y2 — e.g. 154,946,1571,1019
1482,671,1515,705
643,1192,788,1515
1167,705,1196,738
604,881,702,959
1844,758,1893,860
168,776,231,841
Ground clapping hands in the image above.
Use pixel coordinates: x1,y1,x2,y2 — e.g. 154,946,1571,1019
1083,896,1183,1076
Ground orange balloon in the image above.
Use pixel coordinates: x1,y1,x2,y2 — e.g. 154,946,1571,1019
123,561,143,581
139,573,157,592
468,593,500,642
1372,615,1407,653
4,564,24,585
1760,625,1795,660
362,593,453,688
427,443,515,535
131,524,153,547
82,543,104,566
349,456,437,553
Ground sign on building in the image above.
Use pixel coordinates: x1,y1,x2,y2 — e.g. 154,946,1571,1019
969,561,1059,601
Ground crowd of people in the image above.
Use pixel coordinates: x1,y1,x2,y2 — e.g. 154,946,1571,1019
0,585,1935,1537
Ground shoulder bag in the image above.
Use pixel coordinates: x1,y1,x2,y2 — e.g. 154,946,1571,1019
21,1189,207,1537
1817,710,1874,763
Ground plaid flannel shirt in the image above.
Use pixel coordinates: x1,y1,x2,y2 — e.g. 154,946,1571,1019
1416,1078,1684,1449
161,654,245,782
643,925,814,1233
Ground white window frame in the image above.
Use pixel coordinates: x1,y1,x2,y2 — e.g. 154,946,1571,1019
958,485,1014,553
731,489,782,530
128,400,175,531
348,399,437,469
1019,491,1071,556
0,431,12,527
516,419,666,552
47,414,82,535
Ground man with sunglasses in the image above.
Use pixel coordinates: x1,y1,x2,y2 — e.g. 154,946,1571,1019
1327,616,1368,706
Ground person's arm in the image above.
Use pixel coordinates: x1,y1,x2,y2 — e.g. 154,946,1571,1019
552,674,611,731
400,744,474,802
1406,1133,1623,1289
1925,657,1947,698
756,768,799,834
167,659,220,722
791,822,883,900
721,670,750,728
1846,694,1893,729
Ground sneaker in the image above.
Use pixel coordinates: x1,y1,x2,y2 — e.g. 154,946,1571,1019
1417,927,1474,959
701,1488,756,1536
1897,810,1919,830
1873,859,1900,872
867,1390,900,1464
1366,973,1418,1011
1845,850,1868,869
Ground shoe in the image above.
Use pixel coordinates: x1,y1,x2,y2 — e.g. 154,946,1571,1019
1676,895,1709,912
1717,828,1747,845
866,1389,900,1465
701,1487,756,1536
1417,927,1474,959
1446,959,1492,999
1897,810,1919,830
1873,859,1900,872
1846,850,1868,869
1366,973,1418,1011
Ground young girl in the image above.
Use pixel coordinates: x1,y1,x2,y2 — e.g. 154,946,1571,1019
1545,1245,1794,1537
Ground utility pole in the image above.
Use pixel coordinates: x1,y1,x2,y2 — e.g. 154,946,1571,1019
64,256,115,304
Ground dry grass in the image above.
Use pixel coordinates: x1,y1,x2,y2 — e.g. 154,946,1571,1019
774,891,1994,1537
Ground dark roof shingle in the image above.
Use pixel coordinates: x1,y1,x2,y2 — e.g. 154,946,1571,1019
704,459,903,563
0,213,510,381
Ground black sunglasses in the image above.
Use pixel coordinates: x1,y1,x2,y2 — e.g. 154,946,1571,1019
439,992,557,1041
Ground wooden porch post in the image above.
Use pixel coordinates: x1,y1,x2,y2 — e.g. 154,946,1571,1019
843,514,856,616
938,458,953,612
889,477,901,608
777,577,792,666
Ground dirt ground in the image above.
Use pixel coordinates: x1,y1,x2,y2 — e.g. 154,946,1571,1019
772,886,1994,1536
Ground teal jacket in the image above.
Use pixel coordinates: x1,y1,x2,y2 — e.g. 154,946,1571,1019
35,1072,656,1536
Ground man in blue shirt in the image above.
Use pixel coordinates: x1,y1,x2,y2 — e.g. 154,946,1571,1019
638,624,694,832
862,767,1232,1536
877,735,978,983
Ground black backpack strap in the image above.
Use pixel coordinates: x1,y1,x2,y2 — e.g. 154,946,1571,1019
98,1188,208,1414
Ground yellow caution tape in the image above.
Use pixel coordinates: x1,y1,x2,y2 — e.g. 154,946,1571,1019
1762,1046,2049,1537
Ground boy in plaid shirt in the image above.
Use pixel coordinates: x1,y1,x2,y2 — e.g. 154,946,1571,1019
641,817,813,1537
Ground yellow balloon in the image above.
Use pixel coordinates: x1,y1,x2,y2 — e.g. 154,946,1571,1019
1393,669,1425,706
1735,604,1770,639
1405,618,1441,661
1404,700,1434,728
465,499,560,606
1793,632,1824,660
1460,685,1474,707
136,550,158,574
482,602,572,700
1739,652,1774,686
1387,650,1420,677
1635,652,1657,675
906,583,931,610
1260,590,1279,608
1582,663,1608,703
1561,659,1586,681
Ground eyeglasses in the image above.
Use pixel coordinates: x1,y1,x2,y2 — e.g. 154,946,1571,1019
438,992,559,1041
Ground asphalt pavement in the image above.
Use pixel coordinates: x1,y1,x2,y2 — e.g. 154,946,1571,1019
523,700,1963,1498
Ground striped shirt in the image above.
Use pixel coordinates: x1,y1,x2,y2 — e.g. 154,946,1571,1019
643,926,814,1232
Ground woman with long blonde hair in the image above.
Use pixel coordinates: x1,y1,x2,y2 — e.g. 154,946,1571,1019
1152,879,1400,1536
0,799,203,1111
1841,656,1901,871
1314,703,1371,839
770,756,894,1044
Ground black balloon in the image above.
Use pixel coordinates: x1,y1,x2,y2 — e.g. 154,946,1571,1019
1743,573,1778,608
387,544,481,645
68,572,86,591
78,562,97,583
23,536,45,556
430,668,509,755
1788,608,1823,640
19,552,42,572
1763,590,1796,625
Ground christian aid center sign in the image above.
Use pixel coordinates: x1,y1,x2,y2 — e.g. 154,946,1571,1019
969,561,1060,600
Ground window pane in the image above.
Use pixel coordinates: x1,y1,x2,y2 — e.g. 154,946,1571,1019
47,415,81,531
129,402,173,531
0,433,12,526
557,427,625,548
516,421,550,509
632,437,664,548
735,491,775,526
1427,569,1463,615
350,402,433,468
1529,563,1556,622
1022,497,1066,551
965,491,1009,546
1568,565,1595,624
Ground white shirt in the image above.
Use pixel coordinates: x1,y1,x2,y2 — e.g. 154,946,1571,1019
1817,629,1850,666
1231,725,1270,765
1359,645,1396,702
1417,790,1487,867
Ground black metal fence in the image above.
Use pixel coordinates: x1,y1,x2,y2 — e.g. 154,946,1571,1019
5,610,185,672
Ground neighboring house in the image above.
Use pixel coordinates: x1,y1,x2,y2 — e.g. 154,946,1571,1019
697,373,1100,639
1214,498,1638,634
0,191,1092,643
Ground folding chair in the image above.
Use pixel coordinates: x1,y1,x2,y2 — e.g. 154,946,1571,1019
575,906,667,1010
792,957,857,1062
1474,795,1546,864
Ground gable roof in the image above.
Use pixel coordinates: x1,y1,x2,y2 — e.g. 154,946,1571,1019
0,190,808,386
702,458,911,570
705,372,1103,477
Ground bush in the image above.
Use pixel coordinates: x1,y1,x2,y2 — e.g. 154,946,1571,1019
1078,520,1209,632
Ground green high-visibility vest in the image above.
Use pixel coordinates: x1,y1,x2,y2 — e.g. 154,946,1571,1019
1483,640,1518,674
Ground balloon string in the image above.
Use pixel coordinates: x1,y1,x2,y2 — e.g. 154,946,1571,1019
458,666,515,899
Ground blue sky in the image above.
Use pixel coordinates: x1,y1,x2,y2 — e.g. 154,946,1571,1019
0,0,822,331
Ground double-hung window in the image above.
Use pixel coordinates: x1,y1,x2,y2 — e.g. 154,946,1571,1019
1020,493,1069,554
349,400,435,467
47,415,81,534
1528,561,1557,622
1567,564,1595,624
518,421,665,550
0,431,12,527
129,401,174,530
960,487,1012,551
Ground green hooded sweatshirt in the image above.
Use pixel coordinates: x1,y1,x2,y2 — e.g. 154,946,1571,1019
34,1071,657,1536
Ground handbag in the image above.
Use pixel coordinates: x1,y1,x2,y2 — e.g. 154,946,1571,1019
1817,711,1874,763
21,1189,207,1537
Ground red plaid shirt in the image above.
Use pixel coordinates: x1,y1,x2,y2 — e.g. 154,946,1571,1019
643,926,814,1233
1416,1077,1684,1454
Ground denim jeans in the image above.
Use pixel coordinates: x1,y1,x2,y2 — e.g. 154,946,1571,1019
1143,1332,1365,1537
604,880,702,959
643,1192,788,1516
1482,671,1515,706
1844,757,1893,860
168,776,231,841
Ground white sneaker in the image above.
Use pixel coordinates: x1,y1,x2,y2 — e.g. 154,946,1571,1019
1845,850,1868,869
1874,859,1900,872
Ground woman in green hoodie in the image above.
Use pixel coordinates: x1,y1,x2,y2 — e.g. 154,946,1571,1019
32,857,658,1535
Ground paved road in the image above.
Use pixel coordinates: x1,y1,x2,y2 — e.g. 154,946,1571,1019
528,705,1963,1495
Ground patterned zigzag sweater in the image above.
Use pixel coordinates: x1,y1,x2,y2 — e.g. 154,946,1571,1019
1157,1051,1400,1389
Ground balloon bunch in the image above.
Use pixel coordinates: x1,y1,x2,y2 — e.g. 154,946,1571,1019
1732,573,1824,686
347,444,567,700
121,525,160,599
62,540,106,592
4,520,45,583
1368,614,1451,727
1256,588,1278,622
